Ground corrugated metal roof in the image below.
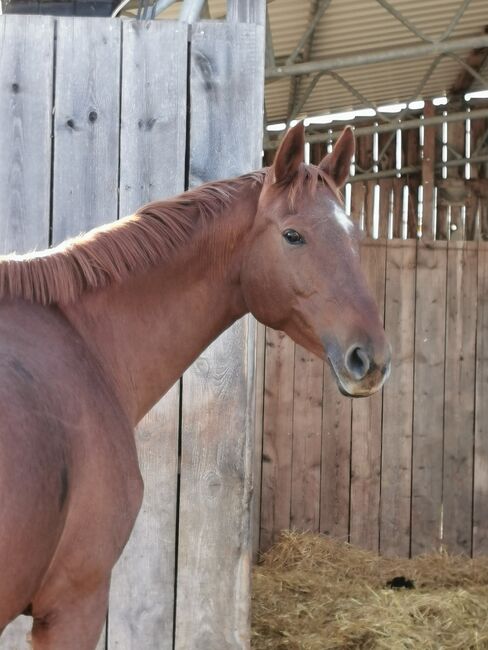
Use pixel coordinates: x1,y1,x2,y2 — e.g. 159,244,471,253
120,0,488,124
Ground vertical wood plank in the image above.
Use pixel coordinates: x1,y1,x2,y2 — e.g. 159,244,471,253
252,322,266,562
411,241,447,555
474,242,488,555
380,240,416,557
447,120,466,241
349,240,386,552
0,15,54,254
107,20,187,650
422,101,435,240
392,178,404,239
320,367,352,542
52,17,121,242
259,329,295,552
350,181,366,230
0,15,54,650
405,129,419,239
378,179,392,239
290,345,323,532
442,241,477,554
175,20,264,650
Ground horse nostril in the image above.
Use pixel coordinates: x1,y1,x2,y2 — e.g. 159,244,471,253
345,345,370,381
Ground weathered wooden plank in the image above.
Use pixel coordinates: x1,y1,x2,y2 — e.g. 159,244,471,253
411,241,447,555
109,386,180,650
474,241,488,555
320,364,352,542
175,20,264,650
107,20,187,650
447,120,466,241
350,181,366,230
349,239,386,552
442,241,477,554
380,240,416,557
0,15,54,254
252,322,266,561
405,128,419,239
290,345,323,532
364,179,376,237
118,20,188,216
259,329,295,552
52,17,121,242
392,178,404,240
422,101,435,240
378,179,392,239
0,15,54,650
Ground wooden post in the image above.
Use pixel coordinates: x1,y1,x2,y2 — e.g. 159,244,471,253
422,101,436,240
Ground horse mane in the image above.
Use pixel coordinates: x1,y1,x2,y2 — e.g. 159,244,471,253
0,163,338,306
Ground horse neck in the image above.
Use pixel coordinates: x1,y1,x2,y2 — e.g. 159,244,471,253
61,189,258,426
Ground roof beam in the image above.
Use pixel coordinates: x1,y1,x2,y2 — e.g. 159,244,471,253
266,34,488,79
264,107,488,149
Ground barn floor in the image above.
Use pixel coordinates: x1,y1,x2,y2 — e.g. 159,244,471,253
252,532,488,649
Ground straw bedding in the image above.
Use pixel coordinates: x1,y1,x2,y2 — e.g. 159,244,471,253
252,531,488,649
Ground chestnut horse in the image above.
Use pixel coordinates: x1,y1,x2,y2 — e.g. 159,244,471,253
0,123,390,649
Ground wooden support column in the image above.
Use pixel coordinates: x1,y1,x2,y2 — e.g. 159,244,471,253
422,101,436,240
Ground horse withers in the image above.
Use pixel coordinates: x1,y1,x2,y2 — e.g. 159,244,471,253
0,123,390,649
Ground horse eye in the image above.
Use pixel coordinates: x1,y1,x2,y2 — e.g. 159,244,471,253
283,229,305,245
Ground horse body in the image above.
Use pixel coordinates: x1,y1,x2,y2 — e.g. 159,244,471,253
0,124,391,648
0,301,142,644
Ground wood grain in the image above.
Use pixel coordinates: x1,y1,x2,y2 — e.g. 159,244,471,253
320,366,352,542
474,242,488,554
52,17,121,242
350,240,386,552
290,345,323,533
442,241,477,554
0,15,54,254
259,329,295,552
411,241,447,555
252,322,266,561
380,240,416,557
107,19,187,650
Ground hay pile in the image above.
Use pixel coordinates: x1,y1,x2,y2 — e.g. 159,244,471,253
252,531,488,649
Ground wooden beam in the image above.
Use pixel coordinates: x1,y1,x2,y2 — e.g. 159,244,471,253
450,25,488,96
422,101,436,240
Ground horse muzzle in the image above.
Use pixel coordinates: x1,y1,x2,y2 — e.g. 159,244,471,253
323,337,392,398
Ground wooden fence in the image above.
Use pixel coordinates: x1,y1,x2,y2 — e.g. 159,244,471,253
254,238,488,559
0,11,265,650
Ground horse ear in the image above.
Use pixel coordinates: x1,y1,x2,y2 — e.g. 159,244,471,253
273,122,305,183
319,126,355,188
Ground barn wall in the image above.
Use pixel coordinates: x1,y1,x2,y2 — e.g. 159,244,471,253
255,238,488,559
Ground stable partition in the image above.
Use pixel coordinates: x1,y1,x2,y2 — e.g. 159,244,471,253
0,9,264,650
256,237,488,560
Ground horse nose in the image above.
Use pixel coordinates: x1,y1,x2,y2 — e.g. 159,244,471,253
344,344,371,381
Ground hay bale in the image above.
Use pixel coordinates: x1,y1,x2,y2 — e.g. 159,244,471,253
252,531,488,649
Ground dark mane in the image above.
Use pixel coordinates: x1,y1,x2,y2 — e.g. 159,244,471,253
0,163,337,306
